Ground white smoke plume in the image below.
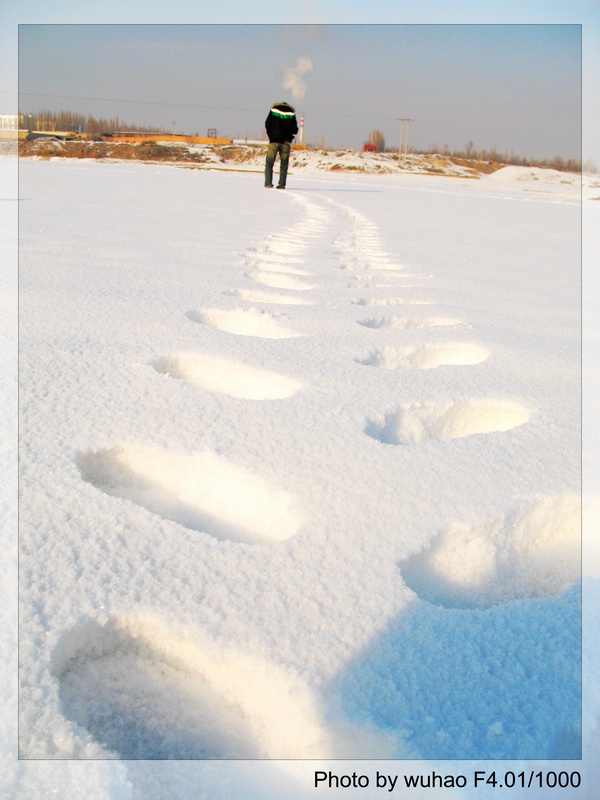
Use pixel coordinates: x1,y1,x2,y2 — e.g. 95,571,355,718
282,56,314,101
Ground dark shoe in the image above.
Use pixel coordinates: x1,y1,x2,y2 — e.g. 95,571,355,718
265,184,274,188
276,185,286,190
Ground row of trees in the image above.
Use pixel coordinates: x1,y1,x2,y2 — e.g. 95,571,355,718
367,133,582,173
18,110,168,137
425,140,582,173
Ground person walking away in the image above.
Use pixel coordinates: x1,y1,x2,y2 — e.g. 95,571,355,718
264,101,298,189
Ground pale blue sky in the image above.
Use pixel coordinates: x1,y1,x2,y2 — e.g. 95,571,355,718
2,2,599,161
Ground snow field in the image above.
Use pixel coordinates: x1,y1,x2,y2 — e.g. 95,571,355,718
12,156,593,793
1,156,19,798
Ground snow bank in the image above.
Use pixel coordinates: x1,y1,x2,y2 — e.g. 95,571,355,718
488,165,580,184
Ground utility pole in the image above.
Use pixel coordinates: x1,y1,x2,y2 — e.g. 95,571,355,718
397,118,414,163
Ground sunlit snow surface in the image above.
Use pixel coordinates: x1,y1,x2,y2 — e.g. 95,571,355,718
7,151,600,797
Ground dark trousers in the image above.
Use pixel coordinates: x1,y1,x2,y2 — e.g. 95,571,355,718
265,142,291,187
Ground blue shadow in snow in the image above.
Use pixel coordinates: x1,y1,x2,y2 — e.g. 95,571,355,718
327,583,581,760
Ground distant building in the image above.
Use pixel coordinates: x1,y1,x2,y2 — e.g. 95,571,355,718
233,139,268,146
0,114,19,130
0,114,21,140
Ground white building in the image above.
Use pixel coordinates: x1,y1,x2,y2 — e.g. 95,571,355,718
0,114,19,130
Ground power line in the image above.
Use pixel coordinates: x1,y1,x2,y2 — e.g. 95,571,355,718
17,91,400,121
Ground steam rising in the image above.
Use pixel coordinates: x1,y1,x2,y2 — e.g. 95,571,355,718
282,56,314,101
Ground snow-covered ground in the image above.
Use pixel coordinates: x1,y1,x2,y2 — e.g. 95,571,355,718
3,150,599,797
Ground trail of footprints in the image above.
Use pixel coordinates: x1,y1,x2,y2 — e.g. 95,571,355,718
64,190,579,758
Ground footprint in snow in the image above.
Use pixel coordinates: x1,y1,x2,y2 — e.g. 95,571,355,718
52,616,337,759
245,270,316,291
75,445,303,544
246,262,311,276
365,397,531,445
245,250,304,266
151,352,303,400
357,343,490,370
398,495,581,608
353,297,433,307
358,316,462,330
262,238,306,256
226,288,312,306
187,307,301,339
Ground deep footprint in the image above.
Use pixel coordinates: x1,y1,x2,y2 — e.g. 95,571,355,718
245,250,304,265
353,298,433,307
357,343,490,370
398,495,581,609
75,445,303,543
358,316,461,330
226,288,312,306
246,271,316,291
246,262,311,276
365,398,531,445
152,352,303,399
187,307,300,339
52,616,336,759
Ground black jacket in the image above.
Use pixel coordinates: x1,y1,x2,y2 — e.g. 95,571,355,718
265,102,299,144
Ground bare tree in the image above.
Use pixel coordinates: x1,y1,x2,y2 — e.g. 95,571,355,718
368,129,386,152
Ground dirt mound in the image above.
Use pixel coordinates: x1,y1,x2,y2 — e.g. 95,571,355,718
17,138,507,178
18,139,214,164
212,144,264,163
